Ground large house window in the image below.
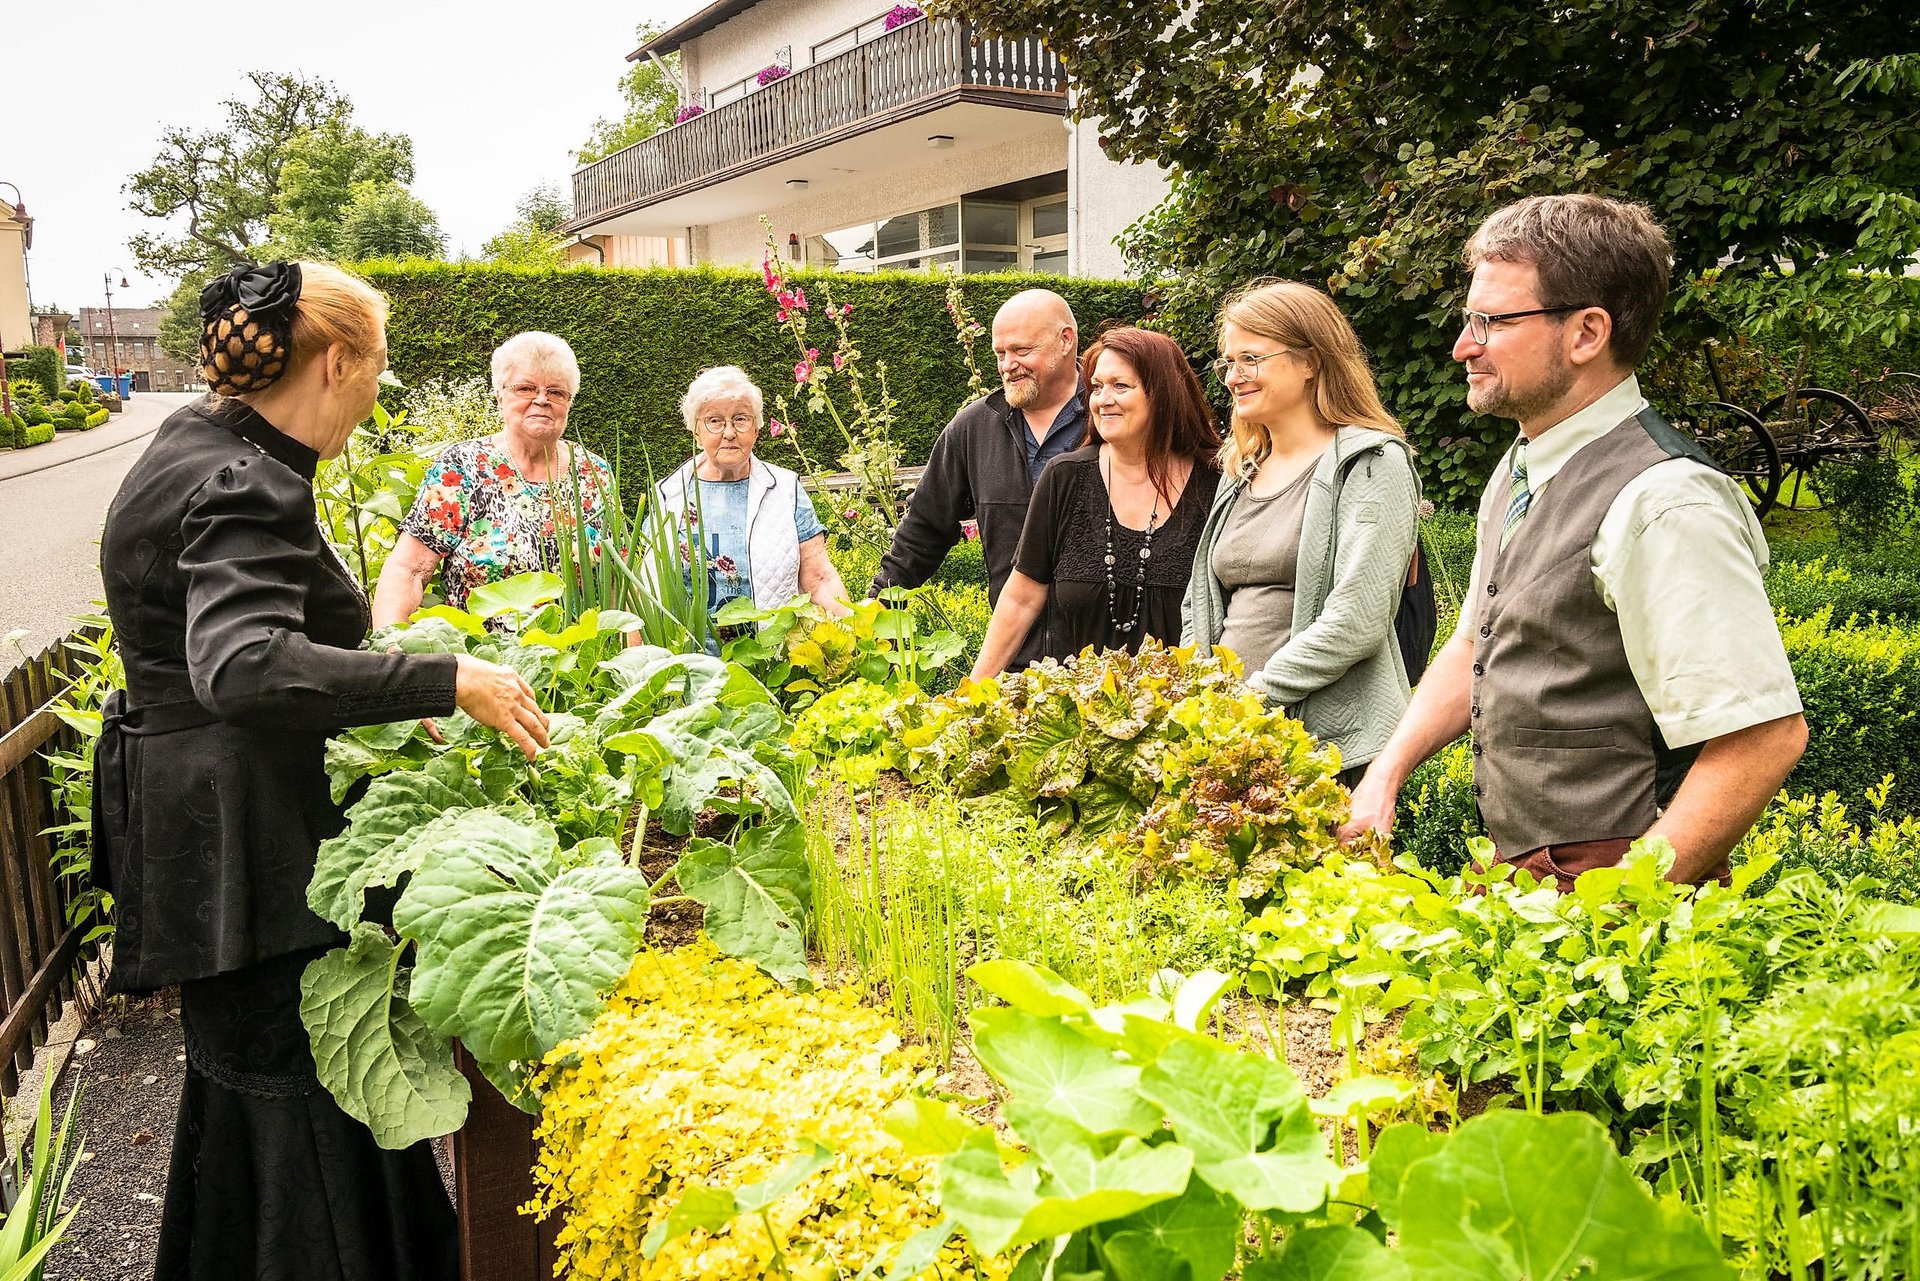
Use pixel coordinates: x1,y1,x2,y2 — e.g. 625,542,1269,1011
808,202,960,273
811,11,904,64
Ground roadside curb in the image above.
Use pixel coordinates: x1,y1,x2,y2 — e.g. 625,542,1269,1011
0,423,163,484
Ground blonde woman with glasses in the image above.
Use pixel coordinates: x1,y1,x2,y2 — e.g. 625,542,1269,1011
1181,280,1428,785
374,330,616,625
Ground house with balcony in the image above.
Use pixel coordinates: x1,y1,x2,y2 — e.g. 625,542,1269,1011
563,1,1167,279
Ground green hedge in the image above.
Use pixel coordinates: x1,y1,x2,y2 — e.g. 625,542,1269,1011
12,346,61,399
362,262,1149,478
2,412,56,449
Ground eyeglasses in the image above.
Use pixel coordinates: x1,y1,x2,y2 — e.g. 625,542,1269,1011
1459,305,1588,345
1210,349,1299,381
699,414,757,436
506,382,572,404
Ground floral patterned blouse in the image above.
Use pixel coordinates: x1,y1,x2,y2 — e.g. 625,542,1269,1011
401,437,617,612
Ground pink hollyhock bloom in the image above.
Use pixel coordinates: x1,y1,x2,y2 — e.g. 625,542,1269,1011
794,360,813,385
833,352,847,370
842,507,860,521
768,419,786,438
792,287,808,312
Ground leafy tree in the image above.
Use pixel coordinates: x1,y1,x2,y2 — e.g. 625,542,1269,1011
125,71,348,277
574,23,680,164
156,271,211,362
335,183,446,261
268,117,417,257
482,185,574,267
935,0,1920,504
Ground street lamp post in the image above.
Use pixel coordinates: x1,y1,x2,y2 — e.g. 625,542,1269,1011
103,268,128,390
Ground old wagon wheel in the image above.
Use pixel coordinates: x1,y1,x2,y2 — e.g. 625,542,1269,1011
1760,386,1872,510
1675,400,1782,520
1862,370,1920,459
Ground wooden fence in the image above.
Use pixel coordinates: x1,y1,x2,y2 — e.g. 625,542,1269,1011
0,634,92,1099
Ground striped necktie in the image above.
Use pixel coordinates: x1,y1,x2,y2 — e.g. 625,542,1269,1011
1501,440,1531,549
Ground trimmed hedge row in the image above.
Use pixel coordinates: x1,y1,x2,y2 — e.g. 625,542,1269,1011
2,414,58,449
361,262,1149,477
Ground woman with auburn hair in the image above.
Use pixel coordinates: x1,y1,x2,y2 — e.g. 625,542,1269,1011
98,261,545,1280
1181,279,1426,784
969,326,1221,678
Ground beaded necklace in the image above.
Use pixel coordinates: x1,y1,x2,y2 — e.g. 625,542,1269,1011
1103,452,1161,634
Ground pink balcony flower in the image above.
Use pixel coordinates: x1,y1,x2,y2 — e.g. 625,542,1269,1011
883,5,923,31
673,104,706,124
756,63,792,86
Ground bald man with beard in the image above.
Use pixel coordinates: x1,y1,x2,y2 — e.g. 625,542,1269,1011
872,289,1084,670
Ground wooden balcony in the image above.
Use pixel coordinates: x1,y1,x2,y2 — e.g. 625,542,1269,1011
569,18,1066,228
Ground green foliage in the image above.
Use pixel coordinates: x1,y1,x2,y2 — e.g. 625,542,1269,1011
723,592,964,710
0,1066,87,1281
1261,840,1920,1276
313,399,430,589
574,23,680,164
481,185,572,267
361,260,1146,470
1394,740,1483,874
940,0,1920,506
1780,609,1920,815
906,958,1726,1279
13,346,60,398
1766,554,1920,625
1734,779,1920,903
1815,449,1919,550
334,181,444,261
266,114,416,257
302,598,812,1145
40,620,123,945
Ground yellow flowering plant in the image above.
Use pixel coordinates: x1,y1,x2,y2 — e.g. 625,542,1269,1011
529,938,1010,1281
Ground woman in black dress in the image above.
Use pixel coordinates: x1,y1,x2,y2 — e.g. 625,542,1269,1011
95,261,549,1281
969,327,1221,678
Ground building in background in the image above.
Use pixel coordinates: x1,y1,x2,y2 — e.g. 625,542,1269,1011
563,3,1165,279
1,196,31,351
76,306,196,391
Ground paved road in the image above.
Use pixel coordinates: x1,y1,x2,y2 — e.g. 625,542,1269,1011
0,393,197,657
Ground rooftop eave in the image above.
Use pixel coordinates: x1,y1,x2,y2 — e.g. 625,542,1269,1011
628,0,764,61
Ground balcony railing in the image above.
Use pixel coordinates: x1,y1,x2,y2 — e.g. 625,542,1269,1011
571,18,1066,226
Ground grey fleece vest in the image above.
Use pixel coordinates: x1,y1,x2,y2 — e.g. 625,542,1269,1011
1468,408,1715,856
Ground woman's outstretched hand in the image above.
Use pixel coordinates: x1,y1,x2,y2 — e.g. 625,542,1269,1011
453,654,550,759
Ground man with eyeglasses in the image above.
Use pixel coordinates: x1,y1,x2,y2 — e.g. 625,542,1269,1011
1340,194,1805,889
871,289,1084,669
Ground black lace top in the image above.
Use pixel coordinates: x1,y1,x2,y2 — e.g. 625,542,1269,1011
1013,445,1220,664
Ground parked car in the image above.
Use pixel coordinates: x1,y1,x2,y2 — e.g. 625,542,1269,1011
64,364,99,384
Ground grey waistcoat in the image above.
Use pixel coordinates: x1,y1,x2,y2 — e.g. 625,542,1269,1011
1469,408,1714,856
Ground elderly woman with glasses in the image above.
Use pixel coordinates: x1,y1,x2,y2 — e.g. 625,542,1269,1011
656,365,851,626
373,331,616,626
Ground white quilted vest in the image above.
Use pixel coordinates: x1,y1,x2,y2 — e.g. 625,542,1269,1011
656,456,804,609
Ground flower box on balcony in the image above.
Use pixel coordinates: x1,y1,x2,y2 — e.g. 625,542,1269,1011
673,103,706,124
756,63,791,86
883,5,924,31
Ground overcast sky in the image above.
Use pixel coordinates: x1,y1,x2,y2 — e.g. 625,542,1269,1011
6,0,691,316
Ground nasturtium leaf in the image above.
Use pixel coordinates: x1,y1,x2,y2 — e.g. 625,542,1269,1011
1362,1123,1446,1230
522,611,601,651
1101,1175,1242,1281
967,959,1095,1017
392,811,653,1069
308,769,489,928
1241,1224,1411,1281
938,1127,1191,1258
1171,969,1237,1032
403,605,487,638
299,925,470,1150
674,821,811,984
970,1007,1162,1138
1394,1111,1733,1281
1137,1032,1340,1212
466,571,565,621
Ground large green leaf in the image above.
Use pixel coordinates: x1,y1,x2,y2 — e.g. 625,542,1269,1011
1365,1124,1446,1230
298,925,471,1149
308,765,489,928
391,811,653,1069
1243,1226,1411,1281
970,1007,1162,1138
1100,1175,1243,1281
674,821,811,984
1006,691,1088,799
466,570,565,621
1393,1111,1732,1281
938,1126,1192,1258
1136,1032,1340,1213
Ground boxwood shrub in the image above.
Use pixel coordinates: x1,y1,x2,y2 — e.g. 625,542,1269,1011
362,261,1149,476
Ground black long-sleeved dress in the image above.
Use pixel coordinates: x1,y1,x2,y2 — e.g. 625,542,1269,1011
98,395,461,1281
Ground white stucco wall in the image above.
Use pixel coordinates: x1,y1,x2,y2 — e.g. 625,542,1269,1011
1066,117,1168,280
682,0,892,100
565,234,686,268
693,127,1067,267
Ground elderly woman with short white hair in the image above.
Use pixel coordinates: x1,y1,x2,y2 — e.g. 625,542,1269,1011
375,330,617,625
657,365,851,627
